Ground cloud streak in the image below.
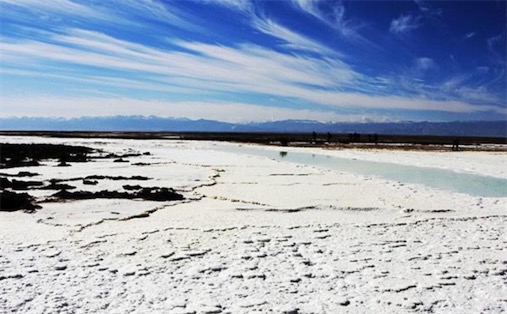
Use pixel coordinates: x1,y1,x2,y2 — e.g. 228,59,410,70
252,15,337,55
0,96,385,123
0,0,199,32
390,14,422,35
196,0,252,12
290,0,368,43
0,0,505,122
1,27,504,118
0,0,100,16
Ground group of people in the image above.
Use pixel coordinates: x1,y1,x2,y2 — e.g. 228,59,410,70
311,132,379,145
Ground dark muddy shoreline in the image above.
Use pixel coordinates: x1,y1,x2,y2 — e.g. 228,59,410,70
0,131,506,151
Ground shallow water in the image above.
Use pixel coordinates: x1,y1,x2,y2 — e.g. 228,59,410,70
220,145,507,198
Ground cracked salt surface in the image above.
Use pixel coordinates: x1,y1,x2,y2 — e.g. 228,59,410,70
1,136,507,313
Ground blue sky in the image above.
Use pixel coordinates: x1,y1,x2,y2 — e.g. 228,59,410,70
0,0,505,123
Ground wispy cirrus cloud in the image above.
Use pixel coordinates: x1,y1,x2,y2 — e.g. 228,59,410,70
1,27,504,117
194,0,339,56
390,14,422,35
291,0,321,17
1,28,357,101
116,0,198,30
439,70,506,105
195,0,252,12
415,57,436,71
0,0,199,32
251,15,337,55
454,86,503,105
290,0,367,43
463,32,476,40
414,0,442,16
487,34,506,66
0,95,385,123
0,0,504,122
388,66,505,110
0,0,100,16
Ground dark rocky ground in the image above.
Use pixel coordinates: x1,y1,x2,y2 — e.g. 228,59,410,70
0,143,184,212
0,143,94,169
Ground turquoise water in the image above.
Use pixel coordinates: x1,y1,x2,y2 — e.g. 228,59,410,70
220,145,507,198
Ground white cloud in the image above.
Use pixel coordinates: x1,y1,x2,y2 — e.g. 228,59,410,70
439,73,505,105
291,0,323,19
195,0,335,55
284,88,505,114
3,91,503,125
463,32,476,40
455,86,503,105
414,0,427,11
414,0,442,18
0,96,382,123
486,34,506,66
441,75,470,92
0,0,99,16
200,2,339,55
390,14,421,35
0,0,198,31
196,0,252,12
415,57,436,70
251,16,337,55
290,0,367,43
1,28,504,117
117,0,197,30
0,68,205,95
476,66,489,72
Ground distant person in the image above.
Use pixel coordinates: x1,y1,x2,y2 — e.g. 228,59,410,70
452,138,460,151
353,132,360,142
374,133,379,145
312,131,317,144
327,132,332,143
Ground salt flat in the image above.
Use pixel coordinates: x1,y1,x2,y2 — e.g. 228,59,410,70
1,136,506,313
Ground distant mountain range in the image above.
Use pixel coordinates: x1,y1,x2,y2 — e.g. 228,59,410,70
1,116,506,138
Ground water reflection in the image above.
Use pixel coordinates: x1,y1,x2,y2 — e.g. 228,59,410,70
220,146,507,197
